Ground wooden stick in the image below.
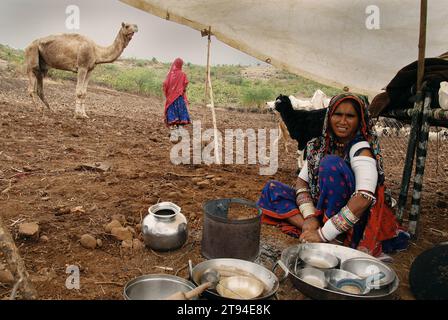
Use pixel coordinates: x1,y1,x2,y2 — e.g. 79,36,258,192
165,172,204,178
205,28,220,164
0,216,38,299
164,282,211,300
94,281,124,286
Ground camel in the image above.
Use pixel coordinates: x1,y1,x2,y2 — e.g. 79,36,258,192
24,22,138,118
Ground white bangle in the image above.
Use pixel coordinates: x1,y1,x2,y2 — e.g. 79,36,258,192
299,202,315,219
317,228,328,242
321,219,343,242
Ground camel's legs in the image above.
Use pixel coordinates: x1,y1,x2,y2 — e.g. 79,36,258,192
79,71,91,118
25,45,48,111
27,70,39,106
36,72,51,110
74,68,89,119
27,69,47,111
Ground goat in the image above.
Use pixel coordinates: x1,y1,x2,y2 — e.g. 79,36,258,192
266,91,329,169
274,95,327,169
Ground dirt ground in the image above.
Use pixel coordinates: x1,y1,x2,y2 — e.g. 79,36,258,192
0,75,447,300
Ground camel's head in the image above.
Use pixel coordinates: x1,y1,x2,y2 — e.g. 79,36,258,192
121,22,138,42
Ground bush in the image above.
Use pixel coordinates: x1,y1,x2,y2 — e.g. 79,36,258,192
241,85,275,108
110,67,163,97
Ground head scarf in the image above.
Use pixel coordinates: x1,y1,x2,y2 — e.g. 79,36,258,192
306,93,385,202
163,58,189,112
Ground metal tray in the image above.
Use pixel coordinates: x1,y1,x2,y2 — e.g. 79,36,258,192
274,243,399,300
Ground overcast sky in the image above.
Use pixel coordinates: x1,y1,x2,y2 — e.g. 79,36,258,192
0,0,260,65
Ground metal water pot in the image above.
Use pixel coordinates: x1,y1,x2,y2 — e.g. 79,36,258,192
142,202,188,251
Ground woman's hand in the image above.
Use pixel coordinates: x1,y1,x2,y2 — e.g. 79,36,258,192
299,229,323,243
302,217,320,232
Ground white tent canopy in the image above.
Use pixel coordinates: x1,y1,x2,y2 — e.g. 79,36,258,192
120,0,447,95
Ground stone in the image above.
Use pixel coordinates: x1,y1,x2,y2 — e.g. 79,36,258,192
104,220,122,233
18,222,40,241
111,227,133,241
111,214,126,225
40,235,49,242
213,177,226,186
96,239,103,248
0,270,15,285
126,226,136,236
70,206,85,214
196,180,210,189
54,207,71,216
80,234,97,249
167,191,179,198
121,239,133,249
132,239,144,251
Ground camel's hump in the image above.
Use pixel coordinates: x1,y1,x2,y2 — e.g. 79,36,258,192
36,33,94,43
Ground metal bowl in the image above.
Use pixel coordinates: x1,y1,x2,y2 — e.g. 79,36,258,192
295,267,327,289
325,269,363,294
341,257,396,289
299,247,339,269
123,274,198,300
216,276,265,299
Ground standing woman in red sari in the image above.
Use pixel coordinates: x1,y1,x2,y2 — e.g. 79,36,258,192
163,58,191,134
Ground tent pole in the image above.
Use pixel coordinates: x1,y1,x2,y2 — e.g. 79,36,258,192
397,0,427,224
205,28,221,164
407,0,428,238
204,27,211,107
396,100,422,223
416,0,427,93
408,93,431,238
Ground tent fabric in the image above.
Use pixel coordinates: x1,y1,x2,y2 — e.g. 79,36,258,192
120,0,448,96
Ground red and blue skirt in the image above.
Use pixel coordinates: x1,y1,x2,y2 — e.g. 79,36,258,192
166,95,191,126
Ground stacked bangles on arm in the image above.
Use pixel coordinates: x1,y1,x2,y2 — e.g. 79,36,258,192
295,188,316,219
318,205,360,242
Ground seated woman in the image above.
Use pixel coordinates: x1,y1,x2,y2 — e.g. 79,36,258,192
257,93,409,257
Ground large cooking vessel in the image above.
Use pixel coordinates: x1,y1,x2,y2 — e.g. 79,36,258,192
189,258,282,300
142,202,188,251
274,243,399,300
